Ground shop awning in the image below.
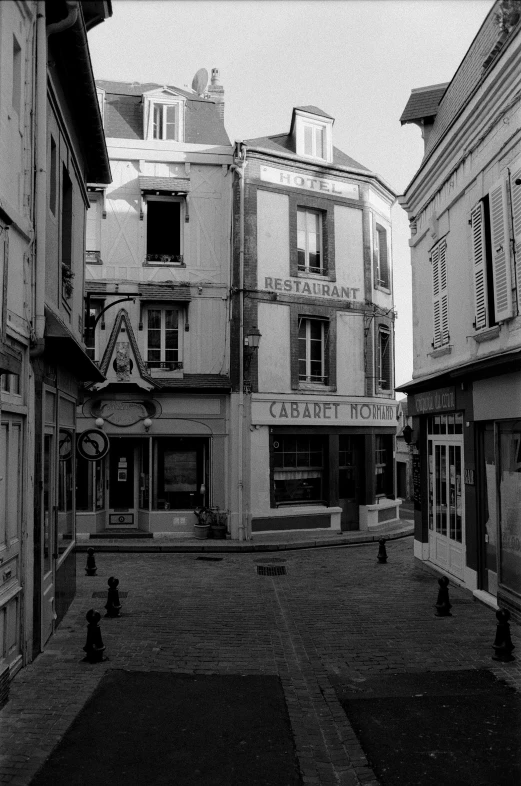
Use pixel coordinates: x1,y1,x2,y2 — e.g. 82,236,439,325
138,176,190,194
44,309,105,382
138,283,191,301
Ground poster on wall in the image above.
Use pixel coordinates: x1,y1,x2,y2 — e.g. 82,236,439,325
164,451,198,493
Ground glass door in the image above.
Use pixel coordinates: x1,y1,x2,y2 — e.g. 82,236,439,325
108,438,138,527
428,439,464,578
338,436,360,530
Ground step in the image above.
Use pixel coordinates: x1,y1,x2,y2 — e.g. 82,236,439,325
92,530,154,539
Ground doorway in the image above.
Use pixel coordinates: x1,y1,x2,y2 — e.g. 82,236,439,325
428,438,465,579
339,436,361,531
108,438,141,527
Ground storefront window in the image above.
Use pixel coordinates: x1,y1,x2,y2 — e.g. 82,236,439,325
152,438,205,510
76,456,105,511
498,421,521,595
375,435,393,497
272,435,325,505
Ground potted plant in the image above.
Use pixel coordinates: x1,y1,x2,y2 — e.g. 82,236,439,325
193,506,211,539
209,507,228,540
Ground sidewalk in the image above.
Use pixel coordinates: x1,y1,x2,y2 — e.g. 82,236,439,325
1,537,518,786
76,518,414,553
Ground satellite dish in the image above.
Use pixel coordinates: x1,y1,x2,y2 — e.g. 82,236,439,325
192,68,209,96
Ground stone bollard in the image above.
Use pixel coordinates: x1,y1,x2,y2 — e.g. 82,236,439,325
105,576,122,618
85,547,97,576
82,609,106,663
492,608,516,662
377,538,387,564
434,576,452,617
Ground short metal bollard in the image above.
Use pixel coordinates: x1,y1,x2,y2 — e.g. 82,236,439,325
82,609,106,663
492,608,515,662
434,576,452,617
85,547,97,576
105,576,122,618
377,538,387,564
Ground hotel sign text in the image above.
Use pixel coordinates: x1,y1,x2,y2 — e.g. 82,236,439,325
260,165,359,200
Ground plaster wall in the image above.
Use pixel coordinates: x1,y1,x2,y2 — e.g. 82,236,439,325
249,425,271,515
333,204,364,295
336,312,364,395
257,302,291,393
256,189,290,282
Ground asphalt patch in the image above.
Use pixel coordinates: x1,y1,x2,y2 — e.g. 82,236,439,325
29,671,302,786
335,669,520,786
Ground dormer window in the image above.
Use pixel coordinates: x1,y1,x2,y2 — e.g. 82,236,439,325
143,89,185,142
293,107,334,163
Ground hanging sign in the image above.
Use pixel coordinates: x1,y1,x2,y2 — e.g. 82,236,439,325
77,429,110,461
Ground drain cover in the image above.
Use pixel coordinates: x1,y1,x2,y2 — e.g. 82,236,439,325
92,591,128,598
257,565,287,576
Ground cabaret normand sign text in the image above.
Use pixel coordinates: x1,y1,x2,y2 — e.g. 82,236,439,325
252,397,397,427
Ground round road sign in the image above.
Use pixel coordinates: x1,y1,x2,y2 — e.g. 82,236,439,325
77,429,110,461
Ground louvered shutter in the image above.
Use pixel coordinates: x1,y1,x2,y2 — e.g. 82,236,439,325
489,179,513,321
471,202,488,329
432,243,441,347
439,241,449,344
510,161,521,314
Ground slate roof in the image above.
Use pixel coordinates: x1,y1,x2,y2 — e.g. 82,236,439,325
138,283,191,301
155,374,231,389
294,105,335,120
97,80,230,146
245,133,369,172
138,176,191,193
400,84,449,125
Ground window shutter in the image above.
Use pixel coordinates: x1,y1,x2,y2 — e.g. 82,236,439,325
86,197,101,252
439,241,449,344
489,178,513,321
471,202,488,329
510,161,521,314
431,241,448,347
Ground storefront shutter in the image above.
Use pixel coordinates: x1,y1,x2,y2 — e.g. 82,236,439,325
470,202,488,329
510,161,521,315
489,178,513,321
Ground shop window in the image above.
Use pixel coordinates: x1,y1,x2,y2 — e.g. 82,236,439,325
76,456,105,511
152,438,205,510
498,421,521,595
272,435,325,506
146,198,183,265
431,239,449,348
57,429,74,554
375,435,393,497
86,193,103,264
427,413,463,435
298,317,328,384
471,180,515,329
297,208,324,274
376,327,391,391
146,307,182,370
49,135,57,216
374,224,390,288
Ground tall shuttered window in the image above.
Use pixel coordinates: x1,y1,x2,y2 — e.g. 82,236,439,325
509,161,521,316
431,240,449,347
489,179,513,322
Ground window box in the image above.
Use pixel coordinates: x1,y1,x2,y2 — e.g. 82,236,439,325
147,361,184,379
145,253,184,266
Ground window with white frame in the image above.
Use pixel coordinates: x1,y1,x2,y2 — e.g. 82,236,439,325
471,171,518,330
376,327,391,391
374,223,390,288
144,93,184,142
297,208,324,274
298,317,328,384
303,122,326,159
146,197,183,264
146,307,182,369
431,239,449,348
294,110,333,162
86,193,103,263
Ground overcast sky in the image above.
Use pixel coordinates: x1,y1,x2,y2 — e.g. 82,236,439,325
88,0,494,388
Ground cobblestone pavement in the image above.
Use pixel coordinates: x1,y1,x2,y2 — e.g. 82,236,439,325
1,538,519,786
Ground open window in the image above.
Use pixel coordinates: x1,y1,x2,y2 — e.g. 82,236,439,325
145,197,184,264
143,89,185,142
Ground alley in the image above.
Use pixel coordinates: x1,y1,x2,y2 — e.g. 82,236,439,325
0,537,519,785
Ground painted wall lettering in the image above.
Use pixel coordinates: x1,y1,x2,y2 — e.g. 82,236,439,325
264,277,359,301
260,165,359,200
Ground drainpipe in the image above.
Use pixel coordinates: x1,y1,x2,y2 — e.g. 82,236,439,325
233,142,247,540
31,1,79,359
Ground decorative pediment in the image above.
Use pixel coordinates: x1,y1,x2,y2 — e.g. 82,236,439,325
94,308,155,391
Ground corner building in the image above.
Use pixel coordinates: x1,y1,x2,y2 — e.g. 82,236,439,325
398,2,521,619
230,107,399,537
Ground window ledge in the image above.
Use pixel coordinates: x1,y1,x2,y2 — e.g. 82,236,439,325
473,326,500,343
428,344,452,358
297,270,330,280
374,283,391,294
148,367,183,379
144,262,186,268
298,383,335,392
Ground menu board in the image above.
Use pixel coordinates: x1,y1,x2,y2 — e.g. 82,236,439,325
412,454,422,510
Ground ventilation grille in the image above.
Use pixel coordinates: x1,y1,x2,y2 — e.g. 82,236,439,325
257,565,287,576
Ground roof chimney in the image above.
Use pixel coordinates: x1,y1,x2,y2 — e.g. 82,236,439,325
206,68,224,121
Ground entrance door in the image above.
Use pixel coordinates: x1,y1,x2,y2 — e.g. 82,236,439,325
428,439,464,579
339,436,360,531
108,438,138,527
42,432,56,644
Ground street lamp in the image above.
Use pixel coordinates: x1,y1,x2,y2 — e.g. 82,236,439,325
244,326,262,374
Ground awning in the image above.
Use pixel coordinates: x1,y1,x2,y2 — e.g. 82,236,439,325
138,176,190,194
44,309,105,382
138,283,191,301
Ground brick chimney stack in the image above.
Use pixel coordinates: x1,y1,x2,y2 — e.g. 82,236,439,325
206,68,224,121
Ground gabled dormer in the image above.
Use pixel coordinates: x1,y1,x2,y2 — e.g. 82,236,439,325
291,106,334,164
143,87,186,142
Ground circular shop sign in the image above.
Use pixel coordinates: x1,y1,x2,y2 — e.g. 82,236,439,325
77,429,110,461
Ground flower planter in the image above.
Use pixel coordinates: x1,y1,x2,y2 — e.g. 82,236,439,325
193,523,210,540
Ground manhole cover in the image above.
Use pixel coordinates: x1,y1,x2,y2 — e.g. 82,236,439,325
257,565,287,576
92,591,128,598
